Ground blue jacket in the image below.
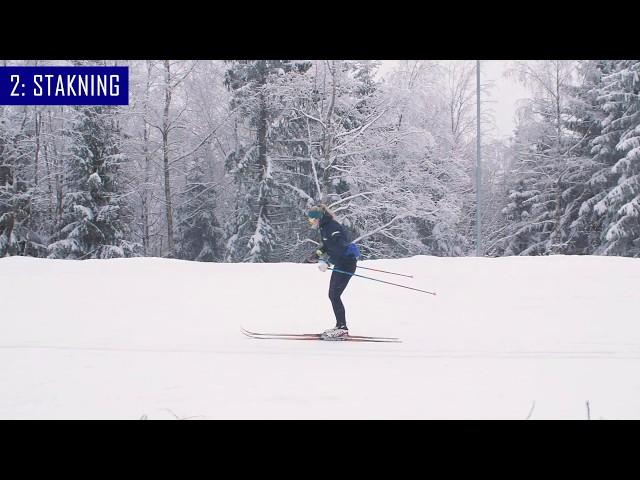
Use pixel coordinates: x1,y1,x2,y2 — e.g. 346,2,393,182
318,214,360,264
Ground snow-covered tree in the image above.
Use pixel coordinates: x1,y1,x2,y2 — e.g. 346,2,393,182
176,158,223,261
589,61,640,256
562,60,613,254
496,61,581,255
48,105,140,259
0,103,49,257
5,58,638,261
223,60,311,262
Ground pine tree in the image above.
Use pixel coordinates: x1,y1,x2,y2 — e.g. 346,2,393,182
223,60,311,262
497,105,558,255
564,60,613,254
176,158,223,261
589,60,640,256
48,106,140,259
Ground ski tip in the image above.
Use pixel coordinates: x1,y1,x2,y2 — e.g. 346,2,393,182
240,327,258,338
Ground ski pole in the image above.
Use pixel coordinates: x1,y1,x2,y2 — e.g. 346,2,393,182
356,265,413,278
329,267,436,296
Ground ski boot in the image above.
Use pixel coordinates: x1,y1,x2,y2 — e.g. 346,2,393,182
321,326,349,341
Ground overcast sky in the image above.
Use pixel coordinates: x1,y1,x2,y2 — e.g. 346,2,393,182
481,60,530,139
378,60,530,140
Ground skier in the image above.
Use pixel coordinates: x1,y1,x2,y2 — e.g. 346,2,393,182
307,204,361,339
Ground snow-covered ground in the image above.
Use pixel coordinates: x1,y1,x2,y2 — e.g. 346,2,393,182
1,255,639,419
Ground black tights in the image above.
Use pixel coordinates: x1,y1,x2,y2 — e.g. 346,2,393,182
328,258,357,329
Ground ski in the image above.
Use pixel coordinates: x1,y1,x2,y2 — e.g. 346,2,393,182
241,327,401,343
241,326,399,340
243,332,402,343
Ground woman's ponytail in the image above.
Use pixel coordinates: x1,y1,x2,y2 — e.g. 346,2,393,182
317,203,336,219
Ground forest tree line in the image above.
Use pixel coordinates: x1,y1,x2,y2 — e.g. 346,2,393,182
1,60,638,260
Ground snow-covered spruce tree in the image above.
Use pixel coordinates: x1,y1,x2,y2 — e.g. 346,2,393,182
499,175,541,256
176,158,223,261
48,106,140,259
497,61,582,256
223,60,311,262
588,60,640,256
562,60,614,254
256,67,317,262
497,105,559,255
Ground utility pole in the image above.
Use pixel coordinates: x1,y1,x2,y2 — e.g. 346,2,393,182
476,60,482,257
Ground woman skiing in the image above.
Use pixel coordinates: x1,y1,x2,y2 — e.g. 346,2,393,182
307,204,361,339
